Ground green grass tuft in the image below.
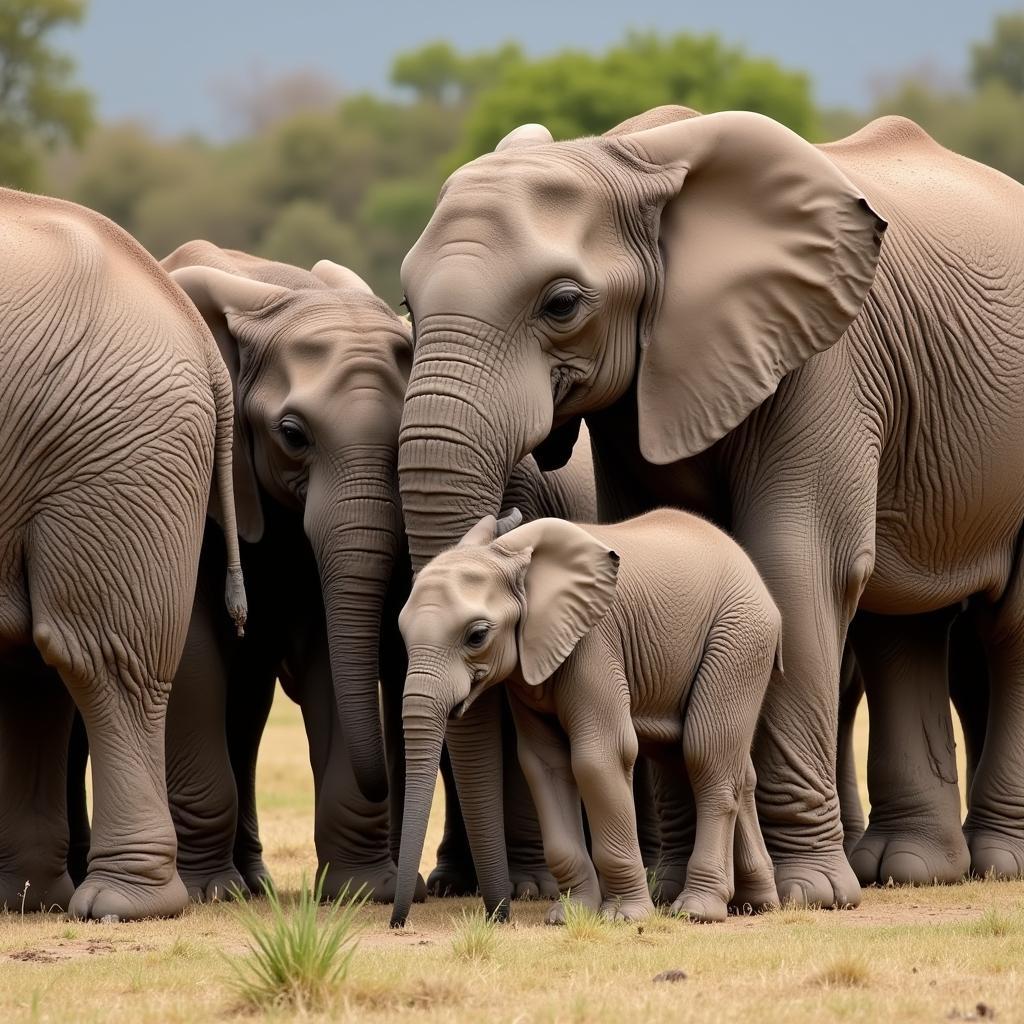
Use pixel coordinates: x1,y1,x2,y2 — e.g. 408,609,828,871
450,907,501,961
225,869,368,1012
964,907,1018,938
559,891,612,942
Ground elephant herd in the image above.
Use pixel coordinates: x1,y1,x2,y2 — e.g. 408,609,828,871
2,102,1023,925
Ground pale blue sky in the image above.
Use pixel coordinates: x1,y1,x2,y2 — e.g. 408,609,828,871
63,0,1020,137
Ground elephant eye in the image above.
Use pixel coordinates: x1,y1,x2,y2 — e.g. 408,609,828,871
465,625,489,649
543,288,582,321
278,417,310,452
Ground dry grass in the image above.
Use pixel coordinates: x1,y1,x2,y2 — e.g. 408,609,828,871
2,695,1022,1023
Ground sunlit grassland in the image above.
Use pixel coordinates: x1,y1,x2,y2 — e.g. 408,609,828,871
1,693,1019,1024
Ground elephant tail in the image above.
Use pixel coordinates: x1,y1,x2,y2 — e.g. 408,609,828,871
209,355,248,637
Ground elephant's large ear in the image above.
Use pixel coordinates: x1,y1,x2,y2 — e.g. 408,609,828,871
170,266,289,543
496,519,619,686
309,259,374,295
614,111,887,465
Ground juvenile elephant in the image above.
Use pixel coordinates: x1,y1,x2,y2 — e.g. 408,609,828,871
395,104,1024,908
0,191,245,919
427,442,597,900
392,511,782,926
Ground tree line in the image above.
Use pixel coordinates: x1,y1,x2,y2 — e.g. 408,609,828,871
4,2,1024,306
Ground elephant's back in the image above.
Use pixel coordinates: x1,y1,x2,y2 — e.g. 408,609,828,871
816,124,1024,614
819,116,1024,256
0,191,218,503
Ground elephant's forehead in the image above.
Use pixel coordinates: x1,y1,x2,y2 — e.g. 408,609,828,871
406,147,599,268
405,553,505,628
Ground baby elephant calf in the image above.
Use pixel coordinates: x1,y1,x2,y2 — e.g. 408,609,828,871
399,509,781,924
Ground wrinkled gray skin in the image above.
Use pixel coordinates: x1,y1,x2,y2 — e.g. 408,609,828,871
158,242,412,902
397,104,1024,909
62,241,595,904
837,611,989,879
0,191,245,920
393,511,782,926
428,439,597,900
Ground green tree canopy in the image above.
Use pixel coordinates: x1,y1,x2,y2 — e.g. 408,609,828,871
971,12,1024,95
0,0,93,188
457,32,816,161
391,40,523,105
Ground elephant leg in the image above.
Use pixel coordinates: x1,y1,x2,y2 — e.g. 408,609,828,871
508,695,601,925
646,754,695,906
561,654,653,923
0,655,76,911
427,746,479,897
837,645,865,855
66,709,91,887
738,518,865,910
503,694,559,901
847,609,969,886
294,635,410,904
671,638,777,922
227,661,276,895
379,602,407,867
633,755,663,872
949,608,987,800
964,558,1024,878
732,757,779,912
165,590,247,904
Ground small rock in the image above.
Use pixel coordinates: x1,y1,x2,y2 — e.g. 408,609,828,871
976,1004,995,1019
653,969,688,983
99,914,119,925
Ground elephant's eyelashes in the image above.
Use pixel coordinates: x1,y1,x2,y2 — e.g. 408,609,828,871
278,417,310,452
465,624,490,649
543,289,582,321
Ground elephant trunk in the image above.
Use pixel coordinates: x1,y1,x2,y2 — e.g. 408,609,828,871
307,455,402,803
399,336,527,571
391,683,448,927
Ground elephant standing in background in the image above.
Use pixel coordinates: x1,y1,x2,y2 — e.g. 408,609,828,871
154,241,412,901
65,240,595,903
394,103,1024,910
0,191,245,919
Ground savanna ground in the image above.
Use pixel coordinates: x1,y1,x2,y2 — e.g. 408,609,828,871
1,693,1020,1024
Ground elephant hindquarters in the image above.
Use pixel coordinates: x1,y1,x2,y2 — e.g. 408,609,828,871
26,410,212,920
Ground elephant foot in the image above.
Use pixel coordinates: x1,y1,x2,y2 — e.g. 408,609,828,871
321,861,425,904
649,862,687,906
0,868,75,913
238,859,273,897
842,824,865,857
509,861,559,901
966,828,1024,879
670,889,728,923
180,867,249,903
850,825,969,886
426,858,478,898
730,874,780,914
772,850,861,909
600,894,655,923
69,870,188,921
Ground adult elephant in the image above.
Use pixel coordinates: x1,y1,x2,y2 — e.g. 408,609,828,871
63,241,591,904
393,104,1024,913
0,192,245,919
153,242,411,901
